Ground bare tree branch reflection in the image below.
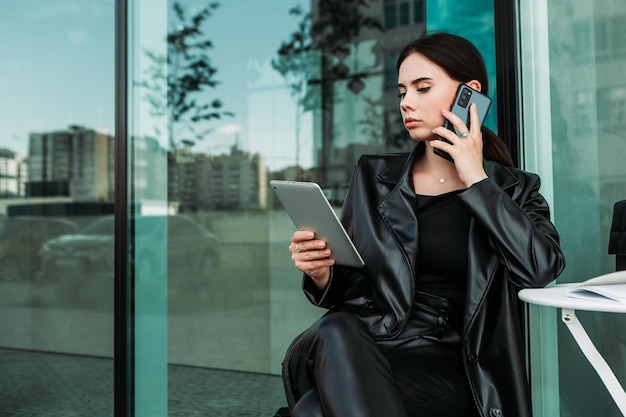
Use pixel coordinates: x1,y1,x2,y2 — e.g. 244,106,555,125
273,1,384,186
137,1,234,150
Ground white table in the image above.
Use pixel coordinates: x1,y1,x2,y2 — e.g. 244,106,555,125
519,284,626,415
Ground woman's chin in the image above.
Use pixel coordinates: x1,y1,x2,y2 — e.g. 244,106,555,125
408,133,434,143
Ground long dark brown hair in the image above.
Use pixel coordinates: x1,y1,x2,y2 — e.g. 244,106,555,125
397,32,514,167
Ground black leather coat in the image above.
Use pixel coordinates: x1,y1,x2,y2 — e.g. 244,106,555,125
302,143,565,417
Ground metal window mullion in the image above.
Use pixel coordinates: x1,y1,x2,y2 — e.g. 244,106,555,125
114,0,134,416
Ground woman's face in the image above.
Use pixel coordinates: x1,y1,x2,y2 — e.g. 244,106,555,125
397,52,460,142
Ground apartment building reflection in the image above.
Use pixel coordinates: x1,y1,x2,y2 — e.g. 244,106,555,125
7,125,282,215
27,125,114,202
0,148,25,198
171,143,268,212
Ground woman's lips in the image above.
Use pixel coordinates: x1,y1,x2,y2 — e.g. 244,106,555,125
404,117,421,128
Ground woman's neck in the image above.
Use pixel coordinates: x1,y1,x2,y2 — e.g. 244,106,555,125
411,146,466,195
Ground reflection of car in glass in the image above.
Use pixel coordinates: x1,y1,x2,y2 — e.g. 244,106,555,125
38,214,220,304
0,216,79,281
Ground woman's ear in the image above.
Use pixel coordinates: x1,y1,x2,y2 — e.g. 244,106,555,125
466,80,482,92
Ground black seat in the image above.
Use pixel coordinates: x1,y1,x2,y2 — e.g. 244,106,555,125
608,200,626,271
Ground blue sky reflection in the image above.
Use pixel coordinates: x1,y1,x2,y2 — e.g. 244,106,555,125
0,0,312,170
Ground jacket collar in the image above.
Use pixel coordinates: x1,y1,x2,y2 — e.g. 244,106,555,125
377,141,520,191
377,142,424,185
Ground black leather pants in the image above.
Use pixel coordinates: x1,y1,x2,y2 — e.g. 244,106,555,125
282,297,477,417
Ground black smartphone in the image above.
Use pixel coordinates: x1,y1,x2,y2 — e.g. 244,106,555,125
434,84,492,162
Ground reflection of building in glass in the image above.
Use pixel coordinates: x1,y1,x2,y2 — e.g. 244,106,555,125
171,145,195,211
593,13,626,198
172,144,267,212
134,136,168,203
27,125,114,201
265,143,387,207
308,0,426,189
315,143,387,203
18,156,27,196
551,5,626,202
0,148,24,197
547,1,626,280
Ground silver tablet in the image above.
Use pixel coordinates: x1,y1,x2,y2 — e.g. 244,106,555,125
270,180,365,268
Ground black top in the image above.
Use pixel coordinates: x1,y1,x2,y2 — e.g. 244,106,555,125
415,189,471,328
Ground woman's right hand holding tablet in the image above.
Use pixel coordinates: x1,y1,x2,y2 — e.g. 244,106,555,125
290,230,334,289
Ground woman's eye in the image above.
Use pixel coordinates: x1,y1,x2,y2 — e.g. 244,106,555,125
417,86,430,93
397,92,406,99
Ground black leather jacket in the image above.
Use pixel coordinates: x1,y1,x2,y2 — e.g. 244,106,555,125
302,143,565,417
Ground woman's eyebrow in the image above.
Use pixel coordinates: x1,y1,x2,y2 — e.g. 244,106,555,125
396,77,432,89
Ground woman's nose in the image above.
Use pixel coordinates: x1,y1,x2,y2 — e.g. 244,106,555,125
400,95,415,111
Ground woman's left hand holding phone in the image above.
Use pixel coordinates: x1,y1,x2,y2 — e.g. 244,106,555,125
290,230,335,290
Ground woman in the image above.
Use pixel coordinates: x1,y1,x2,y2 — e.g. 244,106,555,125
281,32,565,417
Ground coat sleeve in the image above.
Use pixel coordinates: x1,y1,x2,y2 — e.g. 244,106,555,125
458,173,565,288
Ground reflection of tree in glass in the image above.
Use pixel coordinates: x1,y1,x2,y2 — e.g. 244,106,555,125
271,6,315,172
273,1,383,185
359,96,384,145
385,110,411,149
137,2,234,149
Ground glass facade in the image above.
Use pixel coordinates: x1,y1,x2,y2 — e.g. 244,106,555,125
520,0,626,416
0,0,624,416
0,1,116,415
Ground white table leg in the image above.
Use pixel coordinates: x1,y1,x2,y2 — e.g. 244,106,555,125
562,308,626,416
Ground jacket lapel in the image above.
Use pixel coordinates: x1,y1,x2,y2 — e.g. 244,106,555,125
374,144,424,310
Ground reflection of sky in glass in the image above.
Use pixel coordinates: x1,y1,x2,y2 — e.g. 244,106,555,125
3,1,501,172
187,0,312,170
0,1,115,154
0,0,311,170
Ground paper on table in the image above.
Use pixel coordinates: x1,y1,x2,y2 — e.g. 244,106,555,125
567,270,626,303
568,285,626,303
